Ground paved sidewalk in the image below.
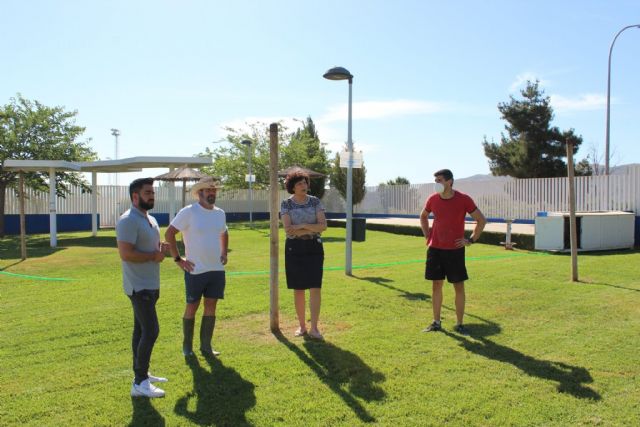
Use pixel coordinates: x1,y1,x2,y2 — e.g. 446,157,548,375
342,217,535,235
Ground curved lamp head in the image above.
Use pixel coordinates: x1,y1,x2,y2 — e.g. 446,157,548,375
241,139,252,146
323,66,353,81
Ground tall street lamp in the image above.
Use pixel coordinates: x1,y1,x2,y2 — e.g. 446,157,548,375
605,24,640,176
241,139,253,226
110,128,120,186
324,66,354,275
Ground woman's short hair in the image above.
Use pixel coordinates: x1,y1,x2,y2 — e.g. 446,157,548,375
284,169,310,194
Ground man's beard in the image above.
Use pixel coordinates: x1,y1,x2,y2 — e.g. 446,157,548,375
139,199,154,211
206,195,216,205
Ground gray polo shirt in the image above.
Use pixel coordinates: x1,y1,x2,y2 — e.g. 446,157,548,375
116,206,161,295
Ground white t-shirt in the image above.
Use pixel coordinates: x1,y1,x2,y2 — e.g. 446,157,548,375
170,203,228,274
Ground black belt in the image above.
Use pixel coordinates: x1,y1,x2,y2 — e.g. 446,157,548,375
293,234,318,240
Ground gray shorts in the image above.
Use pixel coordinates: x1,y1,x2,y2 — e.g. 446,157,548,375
184,271,226,303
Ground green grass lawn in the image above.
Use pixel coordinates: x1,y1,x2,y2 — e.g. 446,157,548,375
1,224,639,426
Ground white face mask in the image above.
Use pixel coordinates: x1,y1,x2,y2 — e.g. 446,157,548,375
434,182,445,194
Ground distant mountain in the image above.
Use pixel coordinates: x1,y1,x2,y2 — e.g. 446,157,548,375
457,173,512,182
611,163,640,175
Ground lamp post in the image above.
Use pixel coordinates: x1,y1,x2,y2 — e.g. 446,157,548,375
241,139,253,226
324,66,354,275
605,24,640,176
110,128,120,186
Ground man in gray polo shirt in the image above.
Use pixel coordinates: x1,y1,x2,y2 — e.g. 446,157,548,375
116,177,169,398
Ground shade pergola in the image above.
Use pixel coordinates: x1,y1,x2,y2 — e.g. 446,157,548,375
3,156,212,249
153,166,209,208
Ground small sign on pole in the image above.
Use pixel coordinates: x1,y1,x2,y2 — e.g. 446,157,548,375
245,174,255,183
339,151,363,168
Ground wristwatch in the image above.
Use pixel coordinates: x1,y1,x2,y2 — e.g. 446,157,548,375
174,255,181,262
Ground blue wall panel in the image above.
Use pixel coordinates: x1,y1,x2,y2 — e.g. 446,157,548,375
5,214,99,235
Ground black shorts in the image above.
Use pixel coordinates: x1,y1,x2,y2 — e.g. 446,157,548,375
184,270,226,303
285,237,324,290
425,247,468,283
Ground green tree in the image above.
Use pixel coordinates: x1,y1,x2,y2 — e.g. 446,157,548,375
200,117,332,195
574,158,593,176
329,146,367,210
380,176,410,186
200,121,285,190
281,117,330,198
0,94,97,236
483,81,586,178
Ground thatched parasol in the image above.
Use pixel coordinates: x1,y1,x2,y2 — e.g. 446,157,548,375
154,166,209,207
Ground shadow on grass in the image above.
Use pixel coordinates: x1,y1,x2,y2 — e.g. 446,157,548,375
129,396,165,426
0,260,24,271
0,234,192,261
546,249,640,257
0,235,64,260
0,234,118,260
354,275,430,301
444,322,601,400
578,280,640,293
174,354,256,426
275,331,385,423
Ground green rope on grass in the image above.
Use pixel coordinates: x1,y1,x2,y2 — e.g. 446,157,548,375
1,252,546,281
0,270,74,281
229,251,547,276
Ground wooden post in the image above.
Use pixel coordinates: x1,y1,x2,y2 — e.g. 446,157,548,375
19,172,27,260
269,123,280,332
181,178,186,208
566,139,579,282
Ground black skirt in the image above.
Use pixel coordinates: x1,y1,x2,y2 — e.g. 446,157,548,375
285,237,324,290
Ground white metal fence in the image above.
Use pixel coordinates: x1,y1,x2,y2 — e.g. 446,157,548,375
4,165,640,226
328,166,640,220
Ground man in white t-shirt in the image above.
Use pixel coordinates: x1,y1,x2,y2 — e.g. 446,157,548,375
165,176,228,357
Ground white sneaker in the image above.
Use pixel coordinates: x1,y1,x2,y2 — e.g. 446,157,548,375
147,373,168,383
131,379,165,398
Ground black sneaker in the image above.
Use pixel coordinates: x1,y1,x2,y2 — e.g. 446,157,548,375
422,321,442,332
453,324,469,336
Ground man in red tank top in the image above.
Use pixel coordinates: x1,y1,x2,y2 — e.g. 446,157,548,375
419,169,486,335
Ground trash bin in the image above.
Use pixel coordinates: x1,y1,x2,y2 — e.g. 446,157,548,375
352,217,366,242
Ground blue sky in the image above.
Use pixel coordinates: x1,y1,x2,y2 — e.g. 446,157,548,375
3,1,640,185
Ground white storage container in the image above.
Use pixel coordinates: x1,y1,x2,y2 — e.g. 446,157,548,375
535,211,635,251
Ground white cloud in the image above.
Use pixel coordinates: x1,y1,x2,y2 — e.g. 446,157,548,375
214,99,443,154
315,99,445,151
550,93,607,112
509,72,549,92
318,99,445,123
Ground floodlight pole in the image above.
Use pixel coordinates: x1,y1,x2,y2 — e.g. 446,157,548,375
241,140,253,226
111,128,120,186
324,66,354,275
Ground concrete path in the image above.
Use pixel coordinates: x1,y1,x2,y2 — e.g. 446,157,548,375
344,217,535,235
